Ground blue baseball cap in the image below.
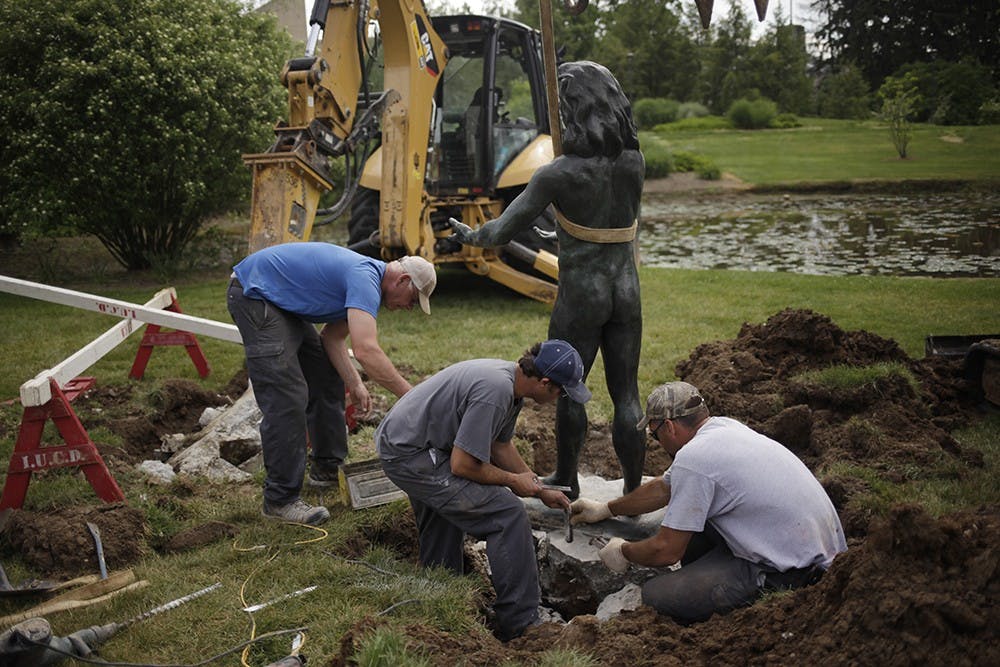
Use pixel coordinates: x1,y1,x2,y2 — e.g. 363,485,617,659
534,339,591,404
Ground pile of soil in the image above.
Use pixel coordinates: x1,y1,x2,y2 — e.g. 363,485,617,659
329,309,997,665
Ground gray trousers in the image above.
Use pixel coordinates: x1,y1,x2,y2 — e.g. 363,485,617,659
641,525,822,623
381,450,540,639
227,280,347,505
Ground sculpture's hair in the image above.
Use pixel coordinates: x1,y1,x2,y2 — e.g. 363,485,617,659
558,61,639,159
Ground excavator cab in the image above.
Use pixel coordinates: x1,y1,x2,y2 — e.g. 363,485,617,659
428,16,549,195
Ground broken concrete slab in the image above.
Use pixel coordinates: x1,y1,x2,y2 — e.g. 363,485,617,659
595,583,643,620
524,475,668,619
167,388,261,482
136,460,176,485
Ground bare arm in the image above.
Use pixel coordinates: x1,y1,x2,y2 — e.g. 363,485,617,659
450,444,540,497
346,308,412,397
320,321,372,413
608,477,671,517
622,525,692,568
450,162,564,247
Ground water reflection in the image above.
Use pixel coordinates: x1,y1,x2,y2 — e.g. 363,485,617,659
639,192,1000,277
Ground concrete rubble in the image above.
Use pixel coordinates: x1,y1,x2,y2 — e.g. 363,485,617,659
158,388,263,483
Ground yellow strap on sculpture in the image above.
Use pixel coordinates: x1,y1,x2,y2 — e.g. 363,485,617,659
555,209,637,243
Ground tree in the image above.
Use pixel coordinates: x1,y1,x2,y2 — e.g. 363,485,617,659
745,8,813,115
878,72,921,159
815,64,872,118
811,1,1000,92
696,2,755,113
0,0,294,268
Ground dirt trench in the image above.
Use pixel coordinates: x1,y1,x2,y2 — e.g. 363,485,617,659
2,309,996,664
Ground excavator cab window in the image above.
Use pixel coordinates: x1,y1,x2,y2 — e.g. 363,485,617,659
430,16,544,195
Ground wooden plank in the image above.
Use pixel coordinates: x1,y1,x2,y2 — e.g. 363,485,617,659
19,289,176,406
0,275,242,345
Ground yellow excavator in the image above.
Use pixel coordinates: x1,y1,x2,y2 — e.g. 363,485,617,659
243,0,563,302
241,0,768,303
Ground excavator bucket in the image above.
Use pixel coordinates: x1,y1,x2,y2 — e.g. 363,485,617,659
754,0,770,22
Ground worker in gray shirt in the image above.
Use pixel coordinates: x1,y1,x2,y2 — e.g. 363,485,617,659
376,340,588,641
571,381,847,623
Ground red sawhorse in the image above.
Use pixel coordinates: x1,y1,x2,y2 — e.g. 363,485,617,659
129,294,210,380
0,377,124,510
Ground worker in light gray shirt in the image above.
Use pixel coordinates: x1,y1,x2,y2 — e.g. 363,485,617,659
376,340,589,641
571,381,847,623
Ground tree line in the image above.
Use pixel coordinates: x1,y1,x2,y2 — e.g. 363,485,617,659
478,0,999,127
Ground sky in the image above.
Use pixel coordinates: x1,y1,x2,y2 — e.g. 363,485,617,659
298,0,818,38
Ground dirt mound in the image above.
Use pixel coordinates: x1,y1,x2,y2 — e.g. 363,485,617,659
3,504,147,578
77,378,233,464
329,504,999,665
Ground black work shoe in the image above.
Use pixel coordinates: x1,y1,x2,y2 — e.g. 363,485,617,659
262,499,330,526
307,465,340,489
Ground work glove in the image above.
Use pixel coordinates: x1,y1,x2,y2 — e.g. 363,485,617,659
570,498,612,525
599,537,629,573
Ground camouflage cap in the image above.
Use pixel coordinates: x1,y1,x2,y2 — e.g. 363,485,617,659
636,382,706,429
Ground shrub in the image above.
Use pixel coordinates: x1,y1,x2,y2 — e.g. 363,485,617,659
816,65,872,119
0,0,294,266
672,151,720,180
979,99,1000,125
677,102,710,119
653,116,732,132
633,98,680,130
726,97,778,129
893,60,997,125
771,113,801,129
642,141,674,179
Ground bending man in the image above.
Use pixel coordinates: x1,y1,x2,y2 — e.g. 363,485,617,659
228,242,435,526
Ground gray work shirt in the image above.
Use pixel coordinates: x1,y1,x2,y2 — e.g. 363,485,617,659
662,417,847,572
376,359,522,463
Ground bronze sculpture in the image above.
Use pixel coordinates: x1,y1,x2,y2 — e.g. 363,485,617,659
451,61,645,497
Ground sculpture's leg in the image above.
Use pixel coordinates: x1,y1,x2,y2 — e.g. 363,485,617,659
603,318,645,494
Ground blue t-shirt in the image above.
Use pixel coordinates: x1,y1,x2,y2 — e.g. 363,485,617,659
233,243,385,322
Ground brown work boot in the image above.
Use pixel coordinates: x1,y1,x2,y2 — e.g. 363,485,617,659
262,499,330,526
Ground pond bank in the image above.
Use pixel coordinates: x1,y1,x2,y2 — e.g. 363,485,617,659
644,173,1000,196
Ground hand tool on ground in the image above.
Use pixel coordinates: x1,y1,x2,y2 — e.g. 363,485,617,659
564,508,574,542
0,582,221,666
0,562,57,597
85,522,108,580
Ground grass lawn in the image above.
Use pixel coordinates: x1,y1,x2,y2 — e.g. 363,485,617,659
644,118,1000,185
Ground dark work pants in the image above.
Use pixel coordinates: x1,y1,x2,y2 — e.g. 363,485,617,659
381,450,540,639
227,281,347,506
641,525,822,624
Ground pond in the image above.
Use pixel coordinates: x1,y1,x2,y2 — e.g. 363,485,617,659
639,191,1000,277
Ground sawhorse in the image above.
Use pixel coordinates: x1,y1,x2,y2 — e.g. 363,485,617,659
0,378,124,510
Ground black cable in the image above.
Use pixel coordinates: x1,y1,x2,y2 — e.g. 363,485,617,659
16,626,307,667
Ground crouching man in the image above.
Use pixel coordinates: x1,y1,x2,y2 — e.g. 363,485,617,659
571,381,847,623
376,341,588,641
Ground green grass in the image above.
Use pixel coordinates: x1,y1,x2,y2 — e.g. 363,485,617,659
793,362,920,393
644,117,1000,184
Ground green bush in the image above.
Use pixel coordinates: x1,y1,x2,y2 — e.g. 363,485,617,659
816,65,872,119
772,113,801,129
633,98,680,130
726,97,778,129
677,102,710,119
893,60,997,125
653,116,732,132
672,151,721,180
0,0,294,265
979,99,1000,125
642,141,674,179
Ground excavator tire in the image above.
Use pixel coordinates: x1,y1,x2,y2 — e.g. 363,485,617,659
346,187,381,257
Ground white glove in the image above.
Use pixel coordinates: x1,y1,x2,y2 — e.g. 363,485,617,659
570,498,612,525
598,537,629,573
